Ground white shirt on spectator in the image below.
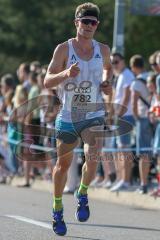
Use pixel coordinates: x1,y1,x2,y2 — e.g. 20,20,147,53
130,72,150,118
114,68,134,116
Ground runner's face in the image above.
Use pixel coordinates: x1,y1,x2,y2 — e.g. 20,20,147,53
75,16,99,39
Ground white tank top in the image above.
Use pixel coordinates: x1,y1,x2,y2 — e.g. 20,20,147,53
57,38,105,122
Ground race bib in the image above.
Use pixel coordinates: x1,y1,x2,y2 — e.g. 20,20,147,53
65,82,97,112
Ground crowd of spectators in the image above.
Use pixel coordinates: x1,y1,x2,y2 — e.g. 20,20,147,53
0,50,160,197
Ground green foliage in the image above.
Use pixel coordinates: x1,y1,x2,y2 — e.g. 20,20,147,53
0,0,159,75
125,13,160,61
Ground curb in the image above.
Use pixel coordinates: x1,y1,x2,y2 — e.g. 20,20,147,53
88,188,160,210
11,177,160,210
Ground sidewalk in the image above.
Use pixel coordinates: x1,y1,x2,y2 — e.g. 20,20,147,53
10,176,160,210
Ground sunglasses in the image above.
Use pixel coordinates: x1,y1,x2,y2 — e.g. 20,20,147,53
111,60,120,65
79,18,98,26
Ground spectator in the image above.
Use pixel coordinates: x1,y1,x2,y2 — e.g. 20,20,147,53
30,61,41,74
38,71,59,181
155,52,160,101
150,53,160,196
0,74,16,173
20,71,40,187
8,86,28,177
1,74,15,96
90,88,116,189
130,54,152,194
110,53,135,192
27,71,40,124
17,62,31,92
149,51,160,74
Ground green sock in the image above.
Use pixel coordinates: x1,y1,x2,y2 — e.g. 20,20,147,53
53,197,63,211
78,182,88,195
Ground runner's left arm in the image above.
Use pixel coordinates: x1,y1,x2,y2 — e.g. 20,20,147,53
100,44,113,95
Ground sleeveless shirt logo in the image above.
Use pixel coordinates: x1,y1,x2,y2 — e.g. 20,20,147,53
70,54,77,64
95,53,101,59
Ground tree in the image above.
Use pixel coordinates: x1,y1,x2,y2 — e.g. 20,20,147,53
0,0,115,75
0,0,159,75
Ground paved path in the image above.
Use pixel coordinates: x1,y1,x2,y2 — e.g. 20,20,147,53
0,185,160,240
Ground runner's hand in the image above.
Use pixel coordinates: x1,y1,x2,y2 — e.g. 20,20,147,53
100,81,112,95
66,62,80,78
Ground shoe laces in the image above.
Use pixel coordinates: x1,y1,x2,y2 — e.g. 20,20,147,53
78,194,88,206
53,210,63,222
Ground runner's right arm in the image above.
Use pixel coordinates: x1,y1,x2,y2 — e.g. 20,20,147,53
44,43,80,89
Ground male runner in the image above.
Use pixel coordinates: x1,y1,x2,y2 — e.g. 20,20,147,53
44,2,113,236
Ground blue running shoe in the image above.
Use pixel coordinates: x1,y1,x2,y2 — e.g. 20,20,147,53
75,192,90,222
52,209,67,236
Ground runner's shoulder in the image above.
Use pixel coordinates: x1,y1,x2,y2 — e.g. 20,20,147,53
54,41,69,57
98,42,111,56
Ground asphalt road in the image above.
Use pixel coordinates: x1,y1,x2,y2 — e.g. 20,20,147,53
0,185,160,240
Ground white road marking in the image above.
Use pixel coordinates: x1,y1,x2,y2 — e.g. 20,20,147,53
5,215,52,230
